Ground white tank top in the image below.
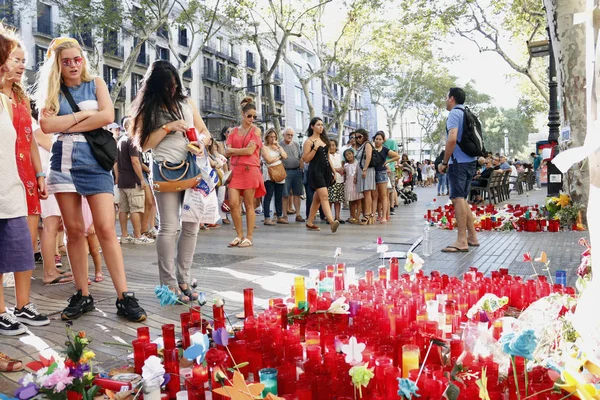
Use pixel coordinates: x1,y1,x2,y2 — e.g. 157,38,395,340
0,94,27,218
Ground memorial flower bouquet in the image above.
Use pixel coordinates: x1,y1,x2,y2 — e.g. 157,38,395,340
576,238,592,293
15,325,99,400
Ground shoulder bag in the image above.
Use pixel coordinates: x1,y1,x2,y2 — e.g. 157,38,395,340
60,84,117,171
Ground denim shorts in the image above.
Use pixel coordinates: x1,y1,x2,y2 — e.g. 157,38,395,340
47,134,114,196
448,161,476,199
375,169,388,184
283,169,304,196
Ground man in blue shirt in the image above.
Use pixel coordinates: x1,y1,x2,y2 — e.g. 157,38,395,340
531,151,543,190
438,88,479,252
382,132,399,212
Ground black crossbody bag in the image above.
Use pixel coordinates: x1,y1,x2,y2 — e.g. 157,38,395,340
61,84,117,171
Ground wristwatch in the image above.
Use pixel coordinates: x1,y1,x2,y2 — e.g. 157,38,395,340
442,162,448,166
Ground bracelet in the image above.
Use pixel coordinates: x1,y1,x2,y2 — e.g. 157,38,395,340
162,124,170,134
36,171,46,178
72,113,79,124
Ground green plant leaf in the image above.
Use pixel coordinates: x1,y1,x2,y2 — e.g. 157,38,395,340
233,362,249,369
444,382,460,400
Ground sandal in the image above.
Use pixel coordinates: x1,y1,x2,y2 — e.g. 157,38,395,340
222,219,231,225
58,245,67,255
94,272,104,283
228,237,242,247
306,224,320,231
0,352,23,372
176,290,191,302
238,238,253,248
179,285,199,301
43,275,74,286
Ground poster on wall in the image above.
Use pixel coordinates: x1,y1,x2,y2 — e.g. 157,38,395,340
541,164,548,184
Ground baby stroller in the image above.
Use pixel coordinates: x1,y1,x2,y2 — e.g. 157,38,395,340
398,166,418,204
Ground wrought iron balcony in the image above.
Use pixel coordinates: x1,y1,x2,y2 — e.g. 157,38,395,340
33,19,57,38
104,45,124,60
136,53,150,67
200,100,236,116
202,68,218,83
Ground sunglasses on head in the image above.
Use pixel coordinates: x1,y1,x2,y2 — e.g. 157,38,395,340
61,57,84,67
247,114,257,120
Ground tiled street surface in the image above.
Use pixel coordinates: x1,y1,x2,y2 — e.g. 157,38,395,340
0,186,588,394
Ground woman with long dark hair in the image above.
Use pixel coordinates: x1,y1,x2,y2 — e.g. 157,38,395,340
302,117,340,233
225,97,265,248
355,129,376,225
130,60,210,301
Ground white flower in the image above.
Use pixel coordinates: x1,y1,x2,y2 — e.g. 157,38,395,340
377,244,389,254
214,298,225,307
341,336,366,364
21,373,35,386
328,296,350,314
334,247,342,257
142,356,165,389
404,252,424,274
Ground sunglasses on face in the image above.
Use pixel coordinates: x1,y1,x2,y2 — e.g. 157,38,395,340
247,114,257,120
355,135,363,140
350,136,356,139
61,57,84,67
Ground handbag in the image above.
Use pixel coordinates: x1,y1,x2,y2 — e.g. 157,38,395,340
152,151,203,192
268,163,287,183
60,84,117,171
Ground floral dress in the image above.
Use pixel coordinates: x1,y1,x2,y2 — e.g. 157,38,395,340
13,95,40,215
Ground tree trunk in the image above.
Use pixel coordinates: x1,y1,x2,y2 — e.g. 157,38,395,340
301,80,316,119
544,0,588,205
262,72,282,137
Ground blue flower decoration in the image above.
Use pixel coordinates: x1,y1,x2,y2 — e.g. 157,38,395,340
184,332,210,363
198,292,206,306
154,285,179,306
500,329,537,360
212,327,229,347
398,378,420,399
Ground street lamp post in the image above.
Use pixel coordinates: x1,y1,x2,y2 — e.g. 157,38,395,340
503,129,509,156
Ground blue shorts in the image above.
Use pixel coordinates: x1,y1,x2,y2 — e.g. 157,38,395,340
47,134,114,196
0,217,34,274
375,170,388,184
448,161,476,199
283,169,303,196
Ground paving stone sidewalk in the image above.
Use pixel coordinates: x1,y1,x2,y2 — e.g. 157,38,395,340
0,185,588,394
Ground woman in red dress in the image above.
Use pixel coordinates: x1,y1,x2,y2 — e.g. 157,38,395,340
1,41,47,252
226,97,265,248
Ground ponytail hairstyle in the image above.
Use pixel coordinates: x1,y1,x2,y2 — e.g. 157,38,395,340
33,37,94,115
240,96,256,114
306,117,329,151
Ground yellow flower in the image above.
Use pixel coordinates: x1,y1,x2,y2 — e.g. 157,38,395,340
555,368,599,399
535,251,548,263
80,350,95,363
557,194,571,208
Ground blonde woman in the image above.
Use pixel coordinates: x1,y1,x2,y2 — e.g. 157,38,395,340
35,37,146,322
261,128,287,225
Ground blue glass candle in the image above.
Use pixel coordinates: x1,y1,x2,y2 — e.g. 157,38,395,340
555,270,567,287
259,368,278,396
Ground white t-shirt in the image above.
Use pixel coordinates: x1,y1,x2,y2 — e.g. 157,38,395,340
330,152,344,184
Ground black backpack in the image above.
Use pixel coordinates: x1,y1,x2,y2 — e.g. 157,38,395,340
458,106,486,157
434,150,445,172
366,143,386,169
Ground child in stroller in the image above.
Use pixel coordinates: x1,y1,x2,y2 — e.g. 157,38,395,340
398,165,418,204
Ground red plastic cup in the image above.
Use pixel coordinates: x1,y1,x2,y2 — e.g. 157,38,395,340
186,127,198,142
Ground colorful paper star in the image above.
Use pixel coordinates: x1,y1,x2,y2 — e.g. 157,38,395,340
212,370,265,400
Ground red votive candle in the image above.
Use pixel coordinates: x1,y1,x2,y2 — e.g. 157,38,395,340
162,324,176,351
384,366,400,398
334,273,345,291
191,306,201,323
137,327,150,344
213,304,226,330
132,339,145,374
306,345,322,363
389,258,399,281
326,265,335,278
180,312,191,349
274,303,288,330
186,377,206,400
366,270,374,286
307,288,318,313
379,267,387,288
144,343,158,358
163,348,180,399
244,288,254,318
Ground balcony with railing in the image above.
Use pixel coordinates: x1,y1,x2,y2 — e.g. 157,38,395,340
246,56,256,70
217,72,232,86
104,45,124,60
273,70,283,82
183,69,193,80
274,92,285,103
322,105,335,115
202,42,217,54
227,52,239,64
345,120,357,128
247,85,257,94
200,99,236,116
202,68,218,83
34,19,57,38
136,53,150,67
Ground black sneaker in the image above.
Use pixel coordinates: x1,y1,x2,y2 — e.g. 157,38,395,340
116,292,147,322
61,290,95,320
0,312,27,336
14,303,50,326
34,252,43,264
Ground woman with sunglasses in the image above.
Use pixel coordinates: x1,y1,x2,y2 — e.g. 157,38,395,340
225,97,266,248
130,60,210,301
302,117,340,233
355,129,377,225
35,37,146,322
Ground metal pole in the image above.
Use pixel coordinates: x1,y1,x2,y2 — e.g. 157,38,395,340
546,28,562,197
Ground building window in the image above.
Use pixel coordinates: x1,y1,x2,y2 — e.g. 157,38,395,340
204,87,212,102
36,1,53,36
229,43,234,57
218,90,224,104
157,24,168,39
216,62,225,79
156,46,169,61
246,74,254,92
246,51,255,69
217,37,223,53
131,73,143,99
34,45,47,70
180,53,192,79
104,66,119,90
295,87,302,107
296,110,304,130
178,27,188,47
204,57,213,73
0,0,15,25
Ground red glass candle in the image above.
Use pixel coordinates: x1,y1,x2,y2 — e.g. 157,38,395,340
132,339,145,374
389,258,399,281
244,288,254,318
307,288,318,313
378,267,387,288
180,312,191,349
164,348,180,399
306,345,322,363
162,324,176,351
144,343,158,358
326,265,335,278
186,377,206,400
274,303,288,330
190,306,201,323
213,304,226,330
334,273,345,291
366,270,374,286
137,327,150,344
384,366,400,398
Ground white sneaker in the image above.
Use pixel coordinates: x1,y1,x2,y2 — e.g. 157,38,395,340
120,235,134,244
148,227,158,238
134,236,155,244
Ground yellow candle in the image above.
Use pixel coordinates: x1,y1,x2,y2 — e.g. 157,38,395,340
294,276,306,307
402,345,420,378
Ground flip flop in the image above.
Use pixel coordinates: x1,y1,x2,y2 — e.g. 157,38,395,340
441,246,469,253
94,272,104,283
44,275,75,286
468,242,480,247
238,238,253,248
228,237,242,247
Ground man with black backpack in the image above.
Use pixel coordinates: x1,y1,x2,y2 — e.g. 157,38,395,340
438,88,480,252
